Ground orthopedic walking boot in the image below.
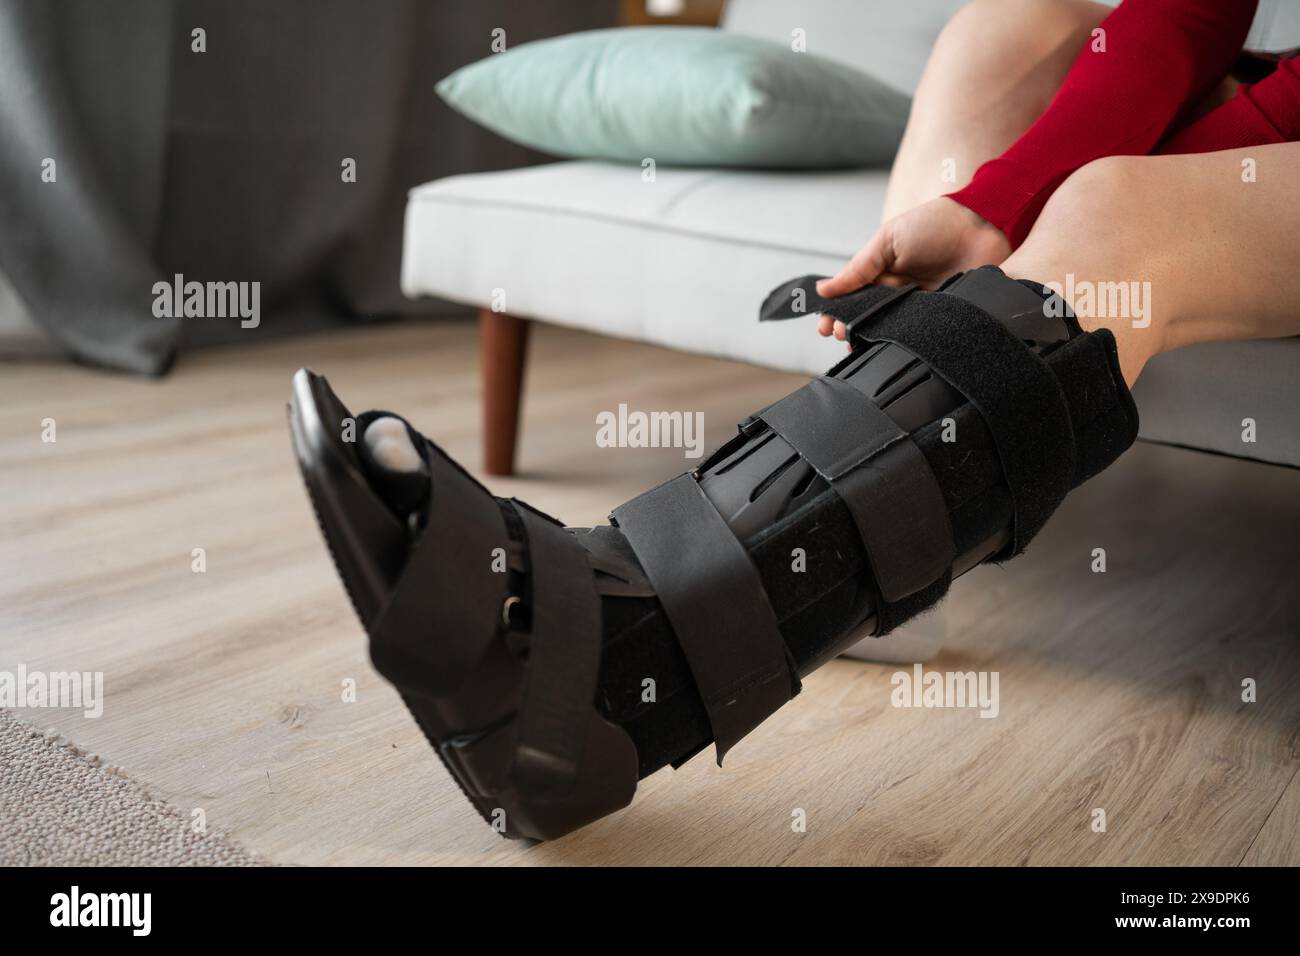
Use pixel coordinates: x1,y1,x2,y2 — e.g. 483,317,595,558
287,265,1139,841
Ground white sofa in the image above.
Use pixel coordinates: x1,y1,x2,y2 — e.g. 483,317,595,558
402,0,1300,474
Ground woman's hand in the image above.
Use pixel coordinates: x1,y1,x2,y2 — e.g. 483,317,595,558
816,197,1011,339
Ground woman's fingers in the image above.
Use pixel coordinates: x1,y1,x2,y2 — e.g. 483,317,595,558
816,227,891,299
876,272,912,288
814,314,851,341
817,268,917,336
812,223,911,337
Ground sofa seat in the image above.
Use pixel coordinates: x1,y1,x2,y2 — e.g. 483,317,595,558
401,159,874,375
403,158,1300,468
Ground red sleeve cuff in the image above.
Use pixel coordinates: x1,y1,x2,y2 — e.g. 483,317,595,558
946,157,1053,250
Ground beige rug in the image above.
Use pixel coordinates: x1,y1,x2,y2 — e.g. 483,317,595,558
0,710,262,866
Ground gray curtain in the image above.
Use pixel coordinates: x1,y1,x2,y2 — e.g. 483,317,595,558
0,0,616,374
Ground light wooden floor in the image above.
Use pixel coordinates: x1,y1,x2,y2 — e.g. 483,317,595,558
3,320,1298,866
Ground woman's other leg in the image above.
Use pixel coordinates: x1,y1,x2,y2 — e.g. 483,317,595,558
1002,143,1300,385
881,0,1110,221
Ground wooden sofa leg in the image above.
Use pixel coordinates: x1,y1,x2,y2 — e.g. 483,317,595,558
479,309,530,476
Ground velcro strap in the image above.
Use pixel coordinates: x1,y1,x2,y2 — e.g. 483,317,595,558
757,376,954,608
509,501,603,802
758,274,903,324
369,447,509,696
612,474,797,764
850,292,1075,557
839,284,918,335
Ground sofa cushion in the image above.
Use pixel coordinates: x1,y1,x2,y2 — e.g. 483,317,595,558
402,159,874,373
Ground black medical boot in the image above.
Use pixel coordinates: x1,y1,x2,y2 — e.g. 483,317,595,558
288,265,1138,841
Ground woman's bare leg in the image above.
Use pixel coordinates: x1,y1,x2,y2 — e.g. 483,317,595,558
1002,143,1300,385
881,0,1110,221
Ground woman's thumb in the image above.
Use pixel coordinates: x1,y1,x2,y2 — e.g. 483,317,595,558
816,230,890,299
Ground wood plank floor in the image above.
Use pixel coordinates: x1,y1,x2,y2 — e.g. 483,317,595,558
2,320,1297,866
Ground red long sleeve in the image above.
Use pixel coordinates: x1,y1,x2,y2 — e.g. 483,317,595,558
947,0,1258,248
1156,56,1300,153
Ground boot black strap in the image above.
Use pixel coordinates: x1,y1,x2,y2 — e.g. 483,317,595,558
756,375,955,610
851,290,1075,556
509,501,605,802
612,474,798,764
757,274,902,323
758,269,1075,557
368,447,510,696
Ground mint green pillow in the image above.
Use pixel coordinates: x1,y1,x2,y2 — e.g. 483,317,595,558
436,27,910,169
